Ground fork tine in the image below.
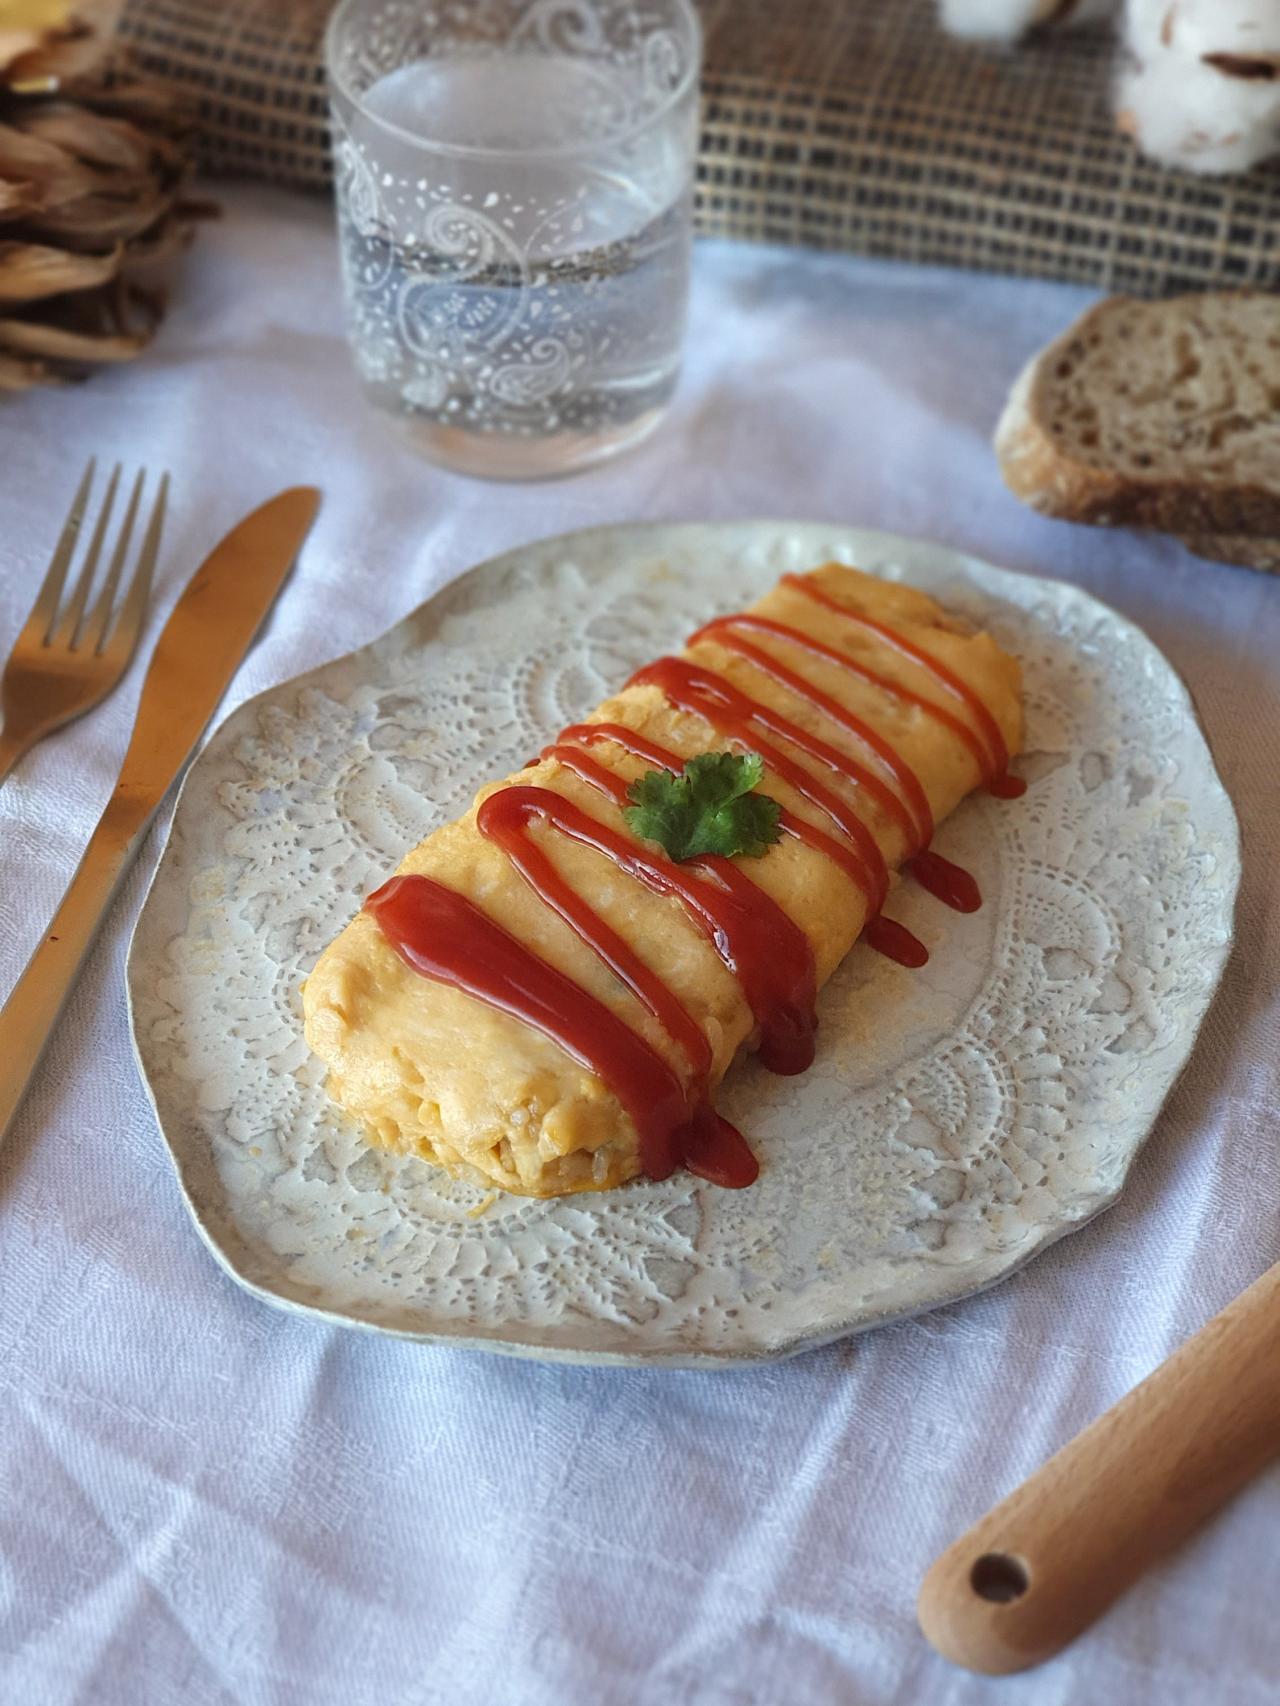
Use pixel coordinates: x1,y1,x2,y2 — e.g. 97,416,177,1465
84,468,144,653
23,458,95,645
53,463,120,650
101,470,167,659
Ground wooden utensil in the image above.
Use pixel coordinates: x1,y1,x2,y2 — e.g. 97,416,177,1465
917,1260,1280,1674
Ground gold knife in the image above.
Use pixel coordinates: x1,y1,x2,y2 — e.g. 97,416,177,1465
0,486,321,1145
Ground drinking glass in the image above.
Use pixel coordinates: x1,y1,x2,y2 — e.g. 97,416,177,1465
326,0,701,480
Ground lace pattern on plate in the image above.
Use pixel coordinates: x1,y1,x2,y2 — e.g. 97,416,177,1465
127,524,1239,1364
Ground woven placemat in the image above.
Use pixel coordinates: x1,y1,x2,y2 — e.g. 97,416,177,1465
119,0,1280,295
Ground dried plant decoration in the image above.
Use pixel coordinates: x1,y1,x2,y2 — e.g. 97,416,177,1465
0,0,201,391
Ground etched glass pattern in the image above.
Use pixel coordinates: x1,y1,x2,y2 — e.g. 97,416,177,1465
326,0,701,478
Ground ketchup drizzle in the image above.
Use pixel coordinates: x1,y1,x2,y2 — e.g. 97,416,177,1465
366,874,757,1187
478,782,818,1076
628,656,890,911
556,724,915,939
689,614,933,847
367,572,1027,1190
781,572,1016,791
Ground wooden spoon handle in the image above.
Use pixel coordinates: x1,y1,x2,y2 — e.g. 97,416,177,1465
918,1260,1280,1675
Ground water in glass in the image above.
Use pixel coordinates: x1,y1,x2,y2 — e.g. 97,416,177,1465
332,20,697,479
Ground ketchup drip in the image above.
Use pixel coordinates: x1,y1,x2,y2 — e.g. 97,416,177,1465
864,915,931,969
477,783,818,1076
367,875,758,1188
907,850,982,914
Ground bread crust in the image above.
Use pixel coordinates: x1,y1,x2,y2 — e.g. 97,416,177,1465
994,294,1280,540
1178,534,1280,574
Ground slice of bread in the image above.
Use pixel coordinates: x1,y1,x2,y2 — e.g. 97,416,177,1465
1179,533,1280,574
995,293,1280,547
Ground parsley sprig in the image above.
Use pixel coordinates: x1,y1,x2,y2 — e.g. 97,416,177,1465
623,751,782,862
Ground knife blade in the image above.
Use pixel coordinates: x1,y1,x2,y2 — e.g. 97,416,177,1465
0,485,321,1145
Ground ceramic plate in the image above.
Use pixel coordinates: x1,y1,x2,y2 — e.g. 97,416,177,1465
127,524,1239,1365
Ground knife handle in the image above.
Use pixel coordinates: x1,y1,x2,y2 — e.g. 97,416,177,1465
0,789,153,1144
917,1260,1280,1675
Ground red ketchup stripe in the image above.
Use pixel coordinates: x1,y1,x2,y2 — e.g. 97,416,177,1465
628,657,890,912
742,594,996,784
556,721,684,778
478,789,712,1081
549,745,820,1069
479,784,818,1076
365,874,760,1185
781,573,1012,784
370,579,1024,1191
689,615,933,848
548,732,653,805
555,722,929,965
557,723,885,903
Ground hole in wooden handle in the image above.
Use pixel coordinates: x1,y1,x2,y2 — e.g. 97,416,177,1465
970,1552,1030,1604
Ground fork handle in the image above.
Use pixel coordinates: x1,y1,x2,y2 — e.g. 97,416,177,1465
0,788,153,1143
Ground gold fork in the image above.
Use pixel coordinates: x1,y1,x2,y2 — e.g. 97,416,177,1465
0,459,169,786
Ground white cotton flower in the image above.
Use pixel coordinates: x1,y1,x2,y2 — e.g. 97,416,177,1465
1137,0,1280,61
939,0,1280,173
1120,0,1280,173
938,0,1054,41
938,0,1120,43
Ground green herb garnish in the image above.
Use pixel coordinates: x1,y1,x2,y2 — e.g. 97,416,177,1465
623,751,782,862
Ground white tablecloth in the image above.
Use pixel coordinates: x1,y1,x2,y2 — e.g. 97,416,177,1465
2,185,1276,1706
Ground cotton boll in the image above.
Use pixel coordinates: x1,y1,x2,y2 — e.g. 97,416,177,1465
941,0,1280,176
939,0,1055,41
1147,0,1280,64
938,0,1119,41
1120,0,1280,173
1116,57,1280,175
1060,0,1126,26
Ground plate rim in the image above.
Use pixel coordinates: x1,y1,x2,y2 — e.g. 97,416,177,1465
127,520,1242,1366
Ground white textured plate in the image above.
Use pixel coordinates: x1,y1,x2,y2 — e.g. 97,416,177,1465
128,524,1239,1366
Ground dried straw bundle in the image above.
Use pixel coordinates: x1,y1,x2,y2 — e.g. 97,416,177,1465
0,0,199,390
